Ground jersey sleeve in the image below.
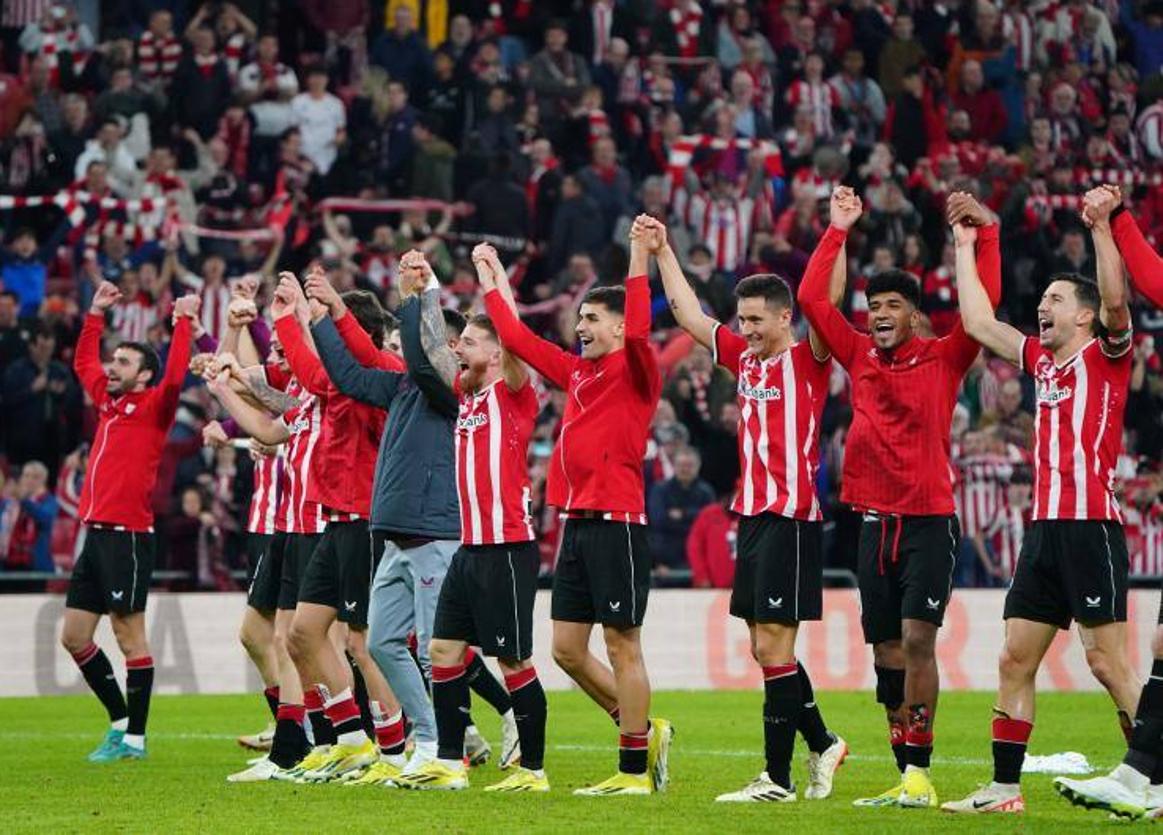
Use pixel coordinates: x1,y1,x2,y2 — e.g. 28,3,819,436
483,289,579,390
73,312,110,408
711,322,746,374
797,341,833,401
512,379,541,420
797,225,865,368
1018,335,1042,376
940,223,1002,372
334,309,383,367
274,317,331,397
1112,209,1163,309
623,274,661,402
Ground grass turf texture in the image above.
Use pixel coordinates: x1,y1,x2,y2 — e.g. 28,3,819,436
0,689,1131,833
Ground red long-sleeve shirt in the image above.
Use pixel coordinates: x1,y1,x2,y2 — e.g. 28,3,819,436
797,224,1001,516
484,275,662,519
275,314,403,517
1112,210,1163,309
74,312,193,530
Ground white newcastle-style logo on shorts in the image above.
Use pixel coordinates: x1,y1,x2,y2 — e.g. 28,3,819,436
495,635,506,647
344,601,357,612
608,600,621,612
1085,596,1102,608
111,590,124,601
926,597,941,611
738,380,782,401
768,597,783,609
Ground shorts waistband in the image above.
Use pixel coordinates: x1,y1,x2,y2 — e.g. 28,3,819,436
562,510,647,525
88,523,154,533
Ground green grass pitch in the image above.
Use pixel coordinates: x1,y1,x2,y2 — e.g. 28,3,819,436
0,689,1133,833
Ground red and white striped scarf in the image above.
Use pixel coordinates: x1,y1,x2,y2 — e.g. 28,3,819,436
195,52,220,77
670,2,703,59
587,108,610,147
38,28,87,86
222,32,247,80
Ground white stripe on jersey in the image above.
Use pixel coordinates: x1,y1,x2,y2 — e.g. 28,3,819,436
1047,396,1061,520
487,390,504,543
780,354,799,518
740,397,756,515
1071,359,1089,519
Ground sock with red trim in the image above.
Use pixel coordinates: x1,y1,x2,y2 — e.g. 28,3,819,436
1128,660,1163,780
347,653,376,739
270,703,310,768
905,703,933,769
263,685,280,718
763,663,800,789
505,667,547,771
796,661,834,754
432,663,469,762
303,687,336,746
371,701,407,757
991,714,1032,785
874,664,906,773
71,643,127,725
323,687,368,747
465,648,513,716
619,728,648,775
890,720,907,773
124,656,154,749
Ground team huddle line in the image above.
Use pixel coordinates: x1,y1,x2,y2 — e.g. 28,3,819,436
54,182,1163,815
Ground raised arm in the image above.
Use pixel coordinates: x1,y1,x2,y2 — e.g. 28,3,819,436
75,282,121,406
478,254,579,390
1085,186,1133,348
797,189,864,368
397,293,458,418
654,233,717,350
953,222,1023,366
1110,203,1163,309
807,241,849,361
158,295,199,405
943,193,1003,368
624,215,662,401
206,371,291,446
396,250,459,389
312,314,400,410
473,244,529,391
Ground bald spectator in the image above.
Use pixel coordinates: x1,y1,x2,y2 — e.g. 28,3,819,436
951,59,1007,143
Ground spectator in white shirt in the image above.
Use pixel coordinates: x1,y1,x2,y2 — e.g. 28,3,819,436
238,33,299,138
290,65,345,176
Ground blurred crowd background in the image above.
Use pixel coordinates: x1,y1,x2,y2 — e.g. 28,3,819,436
2,0,1163,592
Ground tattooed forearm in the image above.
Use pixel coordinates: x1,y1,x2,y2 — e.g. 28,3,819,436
419,288,460,388
239,367,299,415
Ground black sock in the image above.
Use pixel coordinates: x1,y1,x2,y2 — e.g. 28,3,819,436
905,703,933,769
505,668,547,771
763,663,801,789
796,661,833,754
1127,660,1163,779
619,729,648,775
270,704,310,768
348,654,376,739
465,650,513,716
263,685,280,718
875,664,906,773
432,664,469,761
71,644,127,723
125,657,154,737
991,715,1032,784
304,688,337,746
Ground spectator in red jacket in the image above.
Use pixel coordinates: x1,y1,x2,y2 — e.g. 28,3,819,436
951,60,1007,144
686,495,737,589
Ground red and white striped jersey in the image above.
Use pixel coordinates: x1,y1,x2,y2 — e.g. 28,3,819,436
137,31,182,83
1021,336,1131,522
987,503,1025,579
786,79,838,138
713,327,830,521
1137,102,1163,160
1127,504,1163,577
247,448,282,535
687,194,754,273
1003,9,1035,72
111,296,159,343
953,451,1014,538
275,378,326,534
454,378,539,545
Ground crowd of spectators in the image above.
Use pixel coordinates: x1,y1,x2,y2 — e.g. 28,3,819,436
2,0,1163,592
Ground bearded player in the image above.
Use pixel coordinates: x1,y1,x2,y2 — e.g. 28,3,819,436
60,281,197,761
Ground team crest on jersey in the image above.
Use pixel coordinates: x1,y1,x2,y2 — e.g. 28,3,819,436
125,403,136,415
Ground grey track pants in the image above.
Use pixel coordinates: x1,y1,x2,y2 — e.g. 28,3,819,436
366,537,457,745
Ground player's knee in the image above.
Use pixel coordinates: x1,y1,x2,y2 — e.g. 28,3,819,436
497,657,531,676
604,631,641,671
286,622,310,662
998,643,1037,684
551,638,583,673
60,628,88,656
901,631,935,663
1085,648,1120,689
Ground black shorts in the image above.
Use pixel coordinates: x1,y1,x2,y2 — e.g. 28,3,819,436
1157,575,1163,626
298,519,376,627
857,513,959,644
1005,520,1128,629
551,518,651,628
65,527,155,615
433,541,540,659
246,531,284,613
730,514,823,624
279,532,321,611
